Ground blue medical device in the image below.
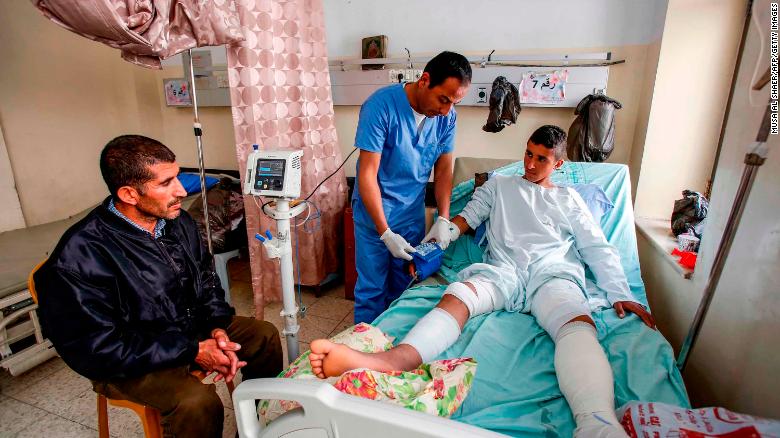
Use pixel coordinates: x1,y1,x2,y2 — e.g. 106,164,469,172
408,242,445,281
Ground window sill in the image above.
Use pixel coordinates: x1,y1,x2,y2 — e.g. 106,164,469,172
635,217,694,279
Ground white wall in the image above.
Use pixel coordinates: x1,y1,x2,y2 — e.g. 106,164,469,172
633,0,746,220
0,123,26,231
323,0,667,58
323,1,669,178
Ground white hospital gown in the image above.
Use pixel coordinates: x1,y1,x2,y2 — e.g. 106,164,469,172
458,175,636,313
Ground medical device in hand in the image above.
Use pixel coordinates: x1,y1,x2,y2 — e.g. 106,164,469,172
244,145,307,364
244,147,303,198
407,242,445,283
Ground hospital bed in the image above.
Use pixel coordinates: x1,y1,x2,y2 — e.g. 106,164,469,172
0,169,245,376
0,209,89,376
234,159,690,437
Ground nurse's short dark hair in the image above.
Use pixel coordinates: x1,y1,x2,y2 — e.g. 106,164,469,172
529,125,567,160
424,51,472,88
100,135,176,196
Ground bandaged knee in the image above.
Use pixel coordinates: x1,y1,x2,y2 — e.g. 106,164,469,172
530,278,591,340
444,279,499,318
554,322,627,438
399,307,460,363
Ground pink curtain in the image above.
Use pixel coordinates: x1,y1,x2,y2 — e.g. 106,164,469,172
32,0,244,68
227,0,347,319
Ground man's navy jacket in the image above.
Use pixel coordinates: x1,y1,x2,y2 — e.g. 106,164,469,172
35,197,235,381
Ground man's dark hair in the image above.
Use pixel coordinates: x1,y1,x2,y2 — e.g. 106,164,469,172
529,125,567,160
100,135,176,196
424,51,472,88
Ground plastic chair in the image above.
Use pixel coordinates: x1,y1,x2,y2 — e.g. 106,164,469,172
213,248,240,304
28,260,235,438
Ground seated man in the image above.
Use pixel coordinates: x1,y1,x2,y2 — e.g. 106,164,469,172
309,125,655,438
35,135,282,438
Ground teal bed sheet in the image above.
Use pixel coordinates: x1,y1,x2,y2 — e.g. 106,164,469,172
373,162,689,437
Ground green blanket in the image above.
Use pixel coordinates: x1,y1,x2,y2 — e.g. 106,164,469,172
375,287,688,436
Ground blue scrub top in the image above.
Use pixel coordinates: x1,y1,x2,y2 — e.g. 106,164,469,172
352,84,457,230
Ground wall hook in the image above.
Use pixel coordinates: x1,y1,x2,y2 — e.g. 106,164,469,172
480,49,495,68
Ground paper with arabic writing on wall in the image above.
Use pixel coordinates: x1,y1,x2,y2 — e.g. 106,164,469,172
520,69,569,104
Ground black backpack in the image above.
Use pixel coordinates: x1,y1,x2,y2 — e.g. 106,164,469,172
567,93,622,162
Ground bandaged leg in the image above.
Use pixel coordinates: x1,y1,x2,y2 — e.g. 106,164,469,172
399,307,461,363
443,278,503,317
530,279,626,437
311,277,505,377
555,322,627,438
400,278,503,363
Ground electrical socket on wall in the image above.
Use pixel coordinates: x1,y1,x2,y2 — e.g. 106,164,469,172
388,69,404,83
388,69,423,83
477,87,488,103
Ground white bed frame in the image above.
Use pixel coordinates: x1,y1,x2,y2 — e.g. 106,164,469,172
233,378,506,438
0,289,57,376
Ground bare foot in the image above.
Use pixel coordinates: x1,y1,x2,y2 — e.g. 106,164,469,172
309,339,398,378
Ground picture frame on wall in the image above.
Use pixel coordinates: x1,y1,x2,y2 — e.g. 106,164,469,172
361,35,388,70
163,78,192,106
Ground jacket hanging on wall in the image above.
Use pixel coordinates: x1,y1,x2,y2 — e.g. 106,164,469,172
566,93,622,162
483,76,522,133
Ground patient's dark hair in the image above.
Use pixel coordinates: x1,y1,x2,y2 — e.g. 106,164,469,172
100,135,176,196
529,125,567,160
424,51,472,88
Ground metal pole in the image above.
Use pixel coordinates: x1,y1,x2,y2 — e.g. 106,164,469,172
275,199,301,364
676,101,771,371
187,49,213,254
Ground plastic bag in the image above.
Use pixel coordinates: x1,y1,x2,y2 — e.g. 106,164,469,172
671,190,709,238
618,401,780,437
188,178,246,252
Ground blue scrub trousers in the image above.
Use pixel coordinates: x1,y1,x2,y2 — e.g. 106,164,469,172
353,221,423,324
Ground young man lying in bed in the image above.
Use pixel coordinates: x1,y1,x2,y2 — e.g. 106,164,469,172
309,125,655,438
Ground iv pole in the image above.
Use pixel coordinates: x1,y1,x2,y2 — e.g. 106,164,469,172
185,49,214,254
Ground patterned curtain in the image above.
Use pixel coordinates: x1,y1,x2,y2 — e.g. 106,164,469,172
227,0,347,319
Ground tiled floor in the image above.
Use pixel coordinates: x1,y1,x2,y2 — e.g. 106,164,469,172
0,257,354,437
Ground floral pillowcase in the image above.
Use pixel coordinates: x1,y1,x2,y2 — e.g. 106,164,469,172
258,323,477,424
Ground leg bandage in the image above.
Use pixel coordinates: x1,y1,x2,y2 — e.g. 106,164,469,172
530,278,591,340
399,307,461,363
444,279,502,318
554,322,627,438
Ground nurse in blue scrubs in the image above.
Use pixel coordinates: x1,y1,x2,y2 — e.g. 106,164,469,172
352,51,472,324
